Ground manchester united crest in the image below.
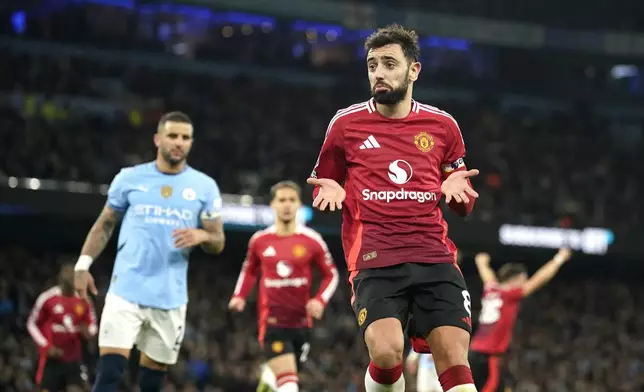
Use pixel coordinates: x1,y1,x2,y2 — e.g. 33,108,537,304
74,304,85,316
160,185,173,199
414,132,435,153
292,244,306,258
358,308,367,326
272,341,284,353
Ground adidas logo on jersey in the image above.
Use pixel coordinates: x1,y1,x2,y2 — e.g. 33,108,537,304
359,135,381,150
262,246,276,257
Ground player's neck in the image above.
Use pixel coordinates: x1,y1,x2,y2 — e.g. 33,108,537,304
275,221,298,236
60,285,75,297
375,98,413,119
155,157,185,174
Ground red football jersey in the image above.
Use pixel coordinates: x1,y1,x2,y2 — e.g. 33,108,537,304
470,284,523,354
232,225,339,342
27,286,98,363
311,98,471,271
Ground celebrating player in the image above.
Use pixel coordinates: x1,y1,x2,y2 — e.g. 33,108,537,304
28,263,97,392
307,24,480,392
74,112,225,392
406,350,442,392
229,181,339,392
469,249,572,392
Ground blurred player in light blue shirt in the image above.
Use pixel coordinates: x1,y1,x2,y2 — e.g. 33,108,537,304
74,112,225,392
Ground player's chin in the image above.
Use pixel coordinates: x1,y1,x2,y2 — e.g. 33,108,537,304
168,155,186,164
372,91,401,105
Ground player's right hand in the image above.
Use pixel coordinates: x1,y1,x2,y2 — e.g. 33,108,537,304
47,346,64,357
74,270,98,300
475,252,491,265
228,297,246,312
306,178,346,211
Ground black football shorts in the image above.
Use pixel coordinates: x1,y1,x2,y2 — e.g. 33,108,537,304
349,262,472,339
469,351,506,392
39,358,84,391
262,327,312,365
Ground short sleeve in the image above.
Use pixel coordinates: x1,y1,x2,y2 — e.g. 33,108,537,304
441,117,466,174
107,169,131,211
310,110,347,184
200,179,223,220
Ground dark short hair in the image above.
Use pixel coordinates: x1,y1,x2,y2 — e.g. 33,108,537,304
497,263,528,283
270,180,301,201
364,24,420,62
158,111,192,128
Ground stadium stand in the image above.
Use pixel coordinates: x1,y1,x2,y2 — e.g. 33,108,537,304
1,2,643,391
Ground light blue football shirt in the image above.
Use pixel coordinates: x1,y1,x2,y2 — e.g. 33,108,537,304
106,161,222,309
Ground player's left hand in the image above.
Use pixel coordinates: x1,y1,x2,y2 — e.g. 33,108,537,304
441,169,480,203
306,298,325,320
78,324,93,339
172,228,209,249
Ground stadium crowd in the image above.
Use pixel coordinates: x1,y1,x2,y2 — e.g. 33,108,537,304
324,0,644,31
0,3,641,232
1,245,643,392
0,49,641,231
1,4,644,392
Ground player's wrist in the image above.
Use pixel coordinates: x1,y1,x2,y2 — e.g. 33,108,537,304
198,229,214,243
75,255,94,271
552,256,566,266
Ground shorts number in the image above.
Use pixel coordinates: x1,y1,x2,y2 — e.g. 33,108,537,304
462,290,472,317
299,342,310,363
173,325,183,352
80,365,89,382
479,296,503,325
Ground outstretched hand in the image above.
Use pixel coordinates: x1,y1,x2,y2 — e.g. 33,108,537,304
441,169,479,204
307,178,346,211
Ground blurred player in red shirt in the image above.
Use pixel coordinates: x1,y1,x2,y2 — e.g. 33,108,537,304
228,181,339,392
469,249,572,391
28,263,97,392
308,24,480,392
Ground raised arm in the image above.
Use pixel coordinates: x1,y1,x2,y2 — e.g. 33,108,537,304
474,252,498,286
522,248,572,297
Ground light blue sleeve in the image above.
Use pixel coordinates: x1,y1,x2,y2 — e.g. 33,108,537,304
107,169,131,211
200,179,223,221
